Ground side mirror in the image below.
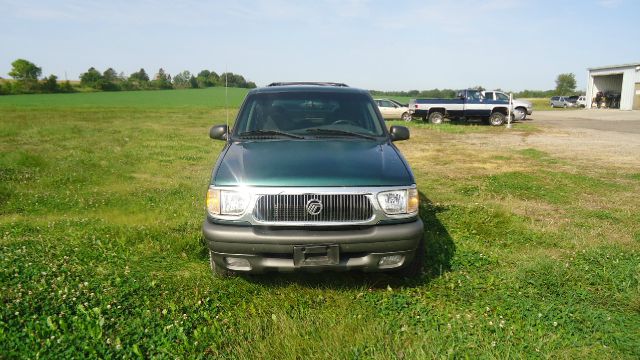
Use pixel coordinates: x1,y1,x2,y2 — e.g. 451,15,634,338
389,125,410,142
209,124,228,140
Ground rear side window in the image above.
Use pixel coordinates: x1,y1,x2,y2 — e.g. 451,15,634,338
234,91,386,137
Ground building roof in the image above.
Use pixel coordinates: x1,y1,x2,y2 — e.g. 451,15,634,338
588,62,640,71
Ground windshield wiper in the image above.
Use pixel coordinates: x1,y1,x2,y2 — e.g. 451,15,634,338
305,128,377,140
238,130,303,139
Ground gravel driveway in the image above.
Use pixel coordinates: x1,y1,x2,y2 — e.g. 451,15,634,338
531,110,640,134
465,110,640,169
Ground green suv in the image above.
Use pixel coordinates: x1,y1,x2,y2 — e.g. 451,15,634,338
203,82,424,276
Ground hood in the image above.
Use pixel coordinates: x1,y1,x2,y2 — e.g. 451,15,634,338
213,139,413,187
513,98,532,107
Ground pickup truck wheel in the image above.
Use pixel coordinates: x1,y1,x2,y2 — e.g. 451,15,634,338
209,250,234,277
515,107,527,120
396,238,425,278
428,112,444,125
401,112,412,122
489,112,506,126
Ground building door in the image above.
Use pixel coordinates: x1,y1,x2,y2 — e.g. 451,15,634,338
634,83,640,110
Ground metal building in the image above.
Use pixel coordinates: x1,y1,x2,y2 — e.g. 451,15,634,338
586,62,640,110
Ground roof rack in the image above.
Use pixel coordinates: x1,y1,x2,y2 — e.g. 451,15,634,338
267,82,349,87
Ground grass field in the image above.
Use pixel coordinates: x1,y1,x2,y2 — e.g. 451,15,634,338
0,87,249,109
1,89,639,358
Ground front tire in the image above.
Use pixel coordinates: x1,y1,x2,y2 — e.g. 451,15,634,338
428,112,444,125
489,112,506,126
515,107,527,120
209,250,234,277
401,112,412,122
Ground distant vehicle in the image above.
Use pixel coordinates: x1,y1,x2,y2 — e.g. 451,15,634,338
576,96,587,108
408,89,513,126
565,95,586,108
550,96,575,108
374,98,412,121
483,91,533,120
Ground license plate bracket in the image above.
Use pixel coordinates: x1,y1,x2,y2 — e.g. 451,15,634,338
293,245,339,267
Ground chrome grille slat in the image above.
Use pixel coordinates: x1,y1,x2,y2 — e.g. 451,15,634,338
253,194,373,223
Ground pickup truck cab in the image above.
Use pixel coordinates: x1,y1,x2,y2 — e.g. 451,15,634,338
408,89,512,126
203,82,424,277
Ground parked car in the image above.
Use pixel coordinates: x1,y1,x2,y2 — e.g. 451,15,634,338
550,96,575,108
483,91,533,120
576,96,587,108
374,98,412,121
203,82,424,277
566,95,587,108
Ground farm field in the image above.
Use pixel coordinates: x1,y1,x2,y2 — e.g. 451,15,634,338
1,89,639,358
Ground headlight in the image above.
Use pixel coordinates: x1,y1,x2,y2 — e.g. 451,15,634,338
206,188,250,216
377,188,419,215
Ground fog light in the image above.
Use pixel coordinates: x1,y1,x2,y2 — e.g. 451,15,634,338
224,257,251,271
378,255,404,268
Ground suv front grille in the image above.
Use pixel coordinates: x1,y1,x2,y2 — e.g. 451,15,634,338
253,194,374,223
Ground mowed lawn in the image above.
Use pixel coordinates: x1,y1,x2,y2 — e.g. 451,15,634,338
1,89,639,358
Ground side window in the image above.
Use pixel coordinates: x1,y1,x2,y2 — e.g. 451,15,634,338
380,100,392,107
496,93,509,101
485,92,493,100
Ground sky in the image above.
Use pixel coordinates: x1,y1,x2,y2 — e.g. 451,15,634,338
1,0,638,91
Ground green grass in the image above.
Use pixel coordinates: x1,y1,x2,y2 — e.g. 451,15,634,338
0,87,250,109
1,91,639,358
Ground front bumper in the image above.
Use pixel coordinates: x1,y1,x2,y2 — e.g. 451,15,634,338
202,219,424,273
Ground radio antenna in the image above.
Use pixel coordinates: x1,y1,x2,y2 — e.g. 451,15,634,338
225,67,229,138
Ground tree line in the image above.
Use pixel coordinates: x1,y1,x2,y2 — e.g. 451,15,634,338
371,73,579,99
0,59,257,95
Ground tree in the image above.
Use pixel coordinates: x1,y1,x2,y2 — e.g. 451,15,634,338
153,68,173,89
9,59,42,82
96,67,121,91
59,80,74,93
80,67,103,88
173,70,192,89
129,68,149,82
41,75,59,92
0,80,11,95
127,68,150,90
9,59,42,92
555,73,576,95
189,75,198,89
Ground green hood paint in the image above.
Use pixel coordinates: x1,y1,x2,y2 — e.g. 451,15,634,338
213,139,413,187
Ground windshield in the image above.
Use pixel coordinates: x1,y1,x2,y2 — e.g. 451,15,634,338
233,91,386,138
